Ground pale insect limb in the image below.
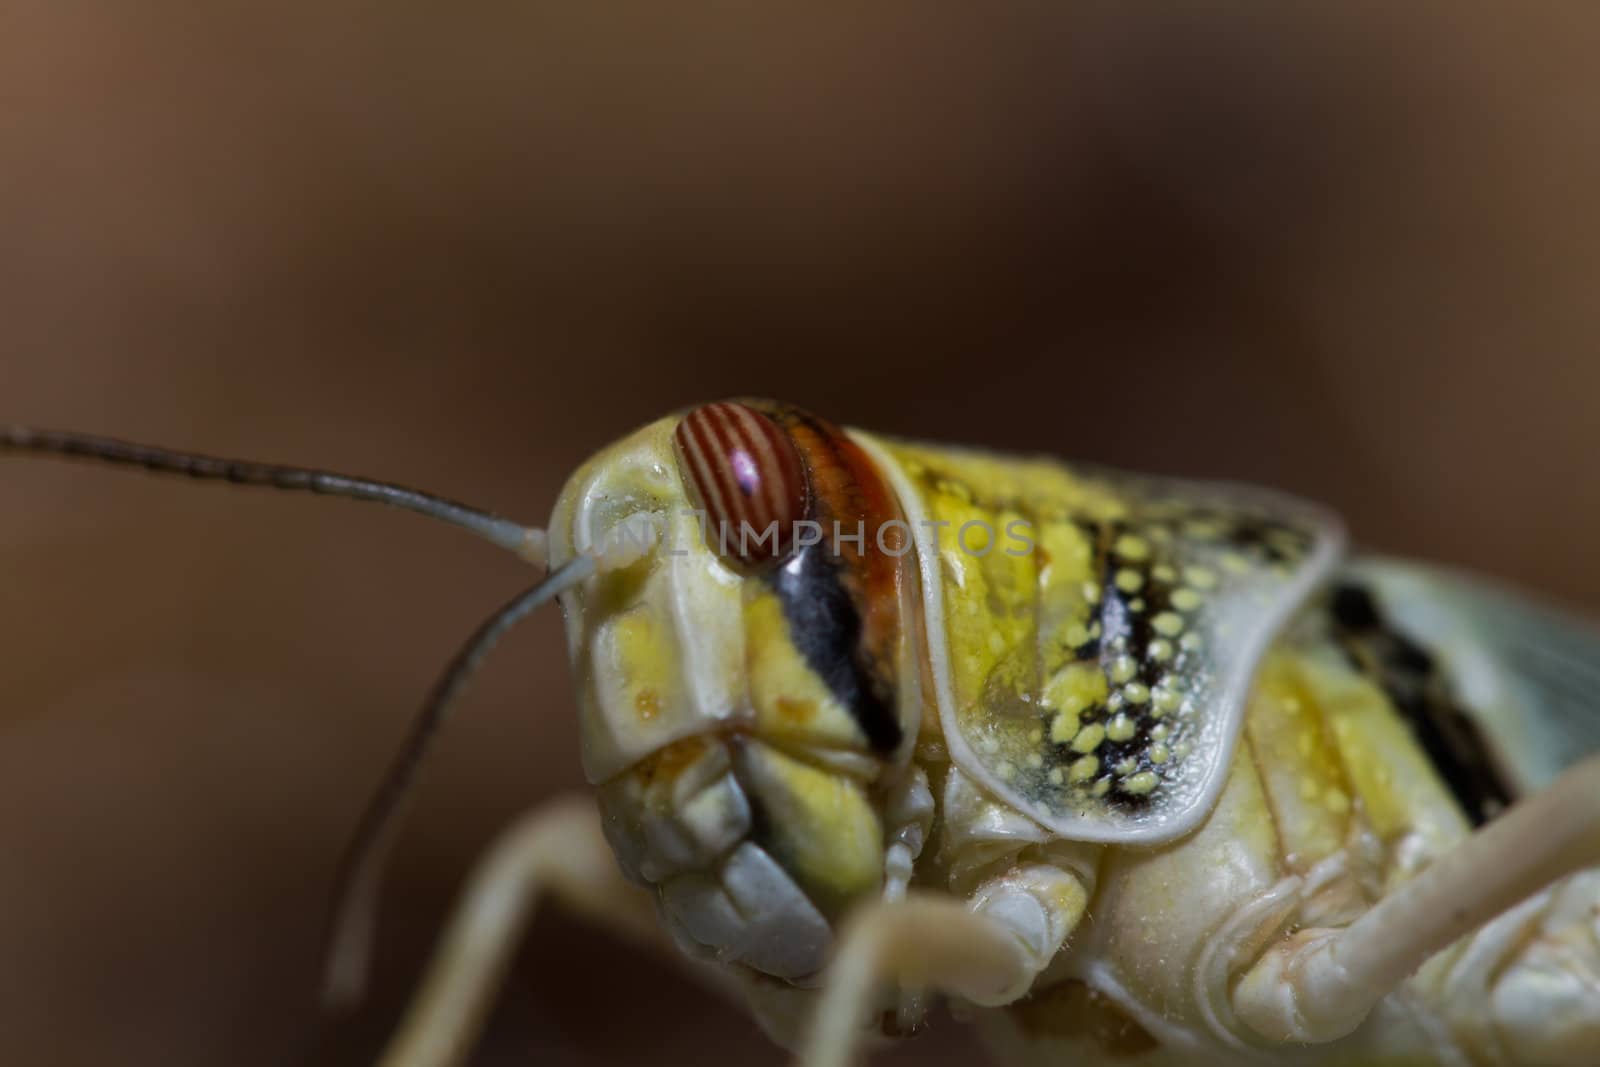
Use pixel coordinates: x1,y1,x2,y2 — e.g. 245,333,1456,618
1234,752,1600,1044
795,894,1032,1067
0,425,548,566
378,797,662,1067
965,861,1090,1005
320,558,596,1011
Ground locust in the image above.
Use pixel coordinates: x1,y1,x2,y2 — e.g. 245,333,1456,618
3,399,1597,1067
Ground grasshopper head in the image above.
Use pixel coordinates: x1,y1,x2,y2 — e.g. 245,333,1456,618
547,401,925,979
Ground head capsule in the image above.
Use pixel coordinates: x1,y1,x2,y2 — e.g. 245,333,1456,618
547,400,925,980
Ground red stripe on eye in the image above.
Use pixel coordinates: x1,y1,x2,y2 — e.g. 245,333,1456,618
718,404,787,534
695,404,753,534
673,402,809,570
724,403,787,525
730,403,801,536
681,405,747,551
679,412,730,528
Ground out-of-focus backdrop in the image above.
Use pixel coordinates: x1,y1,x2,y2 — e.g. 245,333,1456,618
3,6,1597,1066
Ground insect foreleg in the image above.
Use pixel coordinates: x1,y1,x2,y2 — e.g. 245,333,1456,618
377,798,661,1067
1234,752,1600,1045
934,768,1097,1006
794,894,1032,1067
965,857,1092,1005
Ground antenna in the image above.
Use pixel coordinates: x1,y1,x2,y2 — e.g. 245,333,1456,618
318,557,597,1010
1,425,548,566
2,422,605,1013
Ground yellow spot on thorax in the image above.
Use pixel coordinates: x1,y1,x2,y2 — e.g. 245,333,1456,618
1071,723,1106,754
1114,533,1150,560
634,688,661,722
1046,663,1108,718
1121,771,1159,795
1151,612,1185,637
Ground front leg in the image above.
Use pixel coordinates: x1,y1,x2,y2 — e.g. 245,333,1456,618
794,768,1095,1067
964,855,1092,1004
377,797,664,1067
941,767,1098,1004
796,894,1034,1067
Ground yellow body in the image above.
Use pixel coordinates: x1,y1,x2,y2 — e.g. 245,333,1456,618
864,433,1342,844
850,436,1507,1059
548,413,1596,1064
973,640,1484,1063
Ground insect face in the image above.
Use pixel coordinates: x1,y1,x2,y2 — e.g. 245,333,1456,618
546,401,928,979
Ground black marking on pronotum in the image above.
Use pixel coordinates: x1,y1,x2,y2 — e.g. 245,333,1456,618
1331,582,1517,825
1101,520,1172,810
768,542,903,754
1330,583,1383,631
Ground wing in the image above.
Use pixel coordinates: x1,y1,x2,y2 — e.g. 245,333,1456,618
863,437,1344,844
1343,557,1600,793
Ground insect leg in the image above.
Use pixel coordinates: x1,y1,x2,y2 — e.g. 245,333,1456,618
794,894,1032,1067
1233,752,1600,1044
1474,867,1600,1065
377,797,660,1067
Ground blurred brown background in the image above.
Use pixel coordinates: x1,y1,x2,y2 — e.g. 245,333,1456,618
3,5,1597,1066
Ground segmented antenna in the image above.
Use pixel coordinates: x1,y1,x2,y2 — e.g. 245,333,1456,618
319,557,596,1010
2,422,591,1013
0,425,548,565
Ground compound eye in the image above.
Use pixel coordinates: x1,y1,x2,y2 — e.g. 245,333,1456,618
673,401,810,570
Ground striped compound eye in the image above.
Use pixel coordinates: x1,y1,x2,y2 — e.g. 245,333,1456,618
672,401,810,570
